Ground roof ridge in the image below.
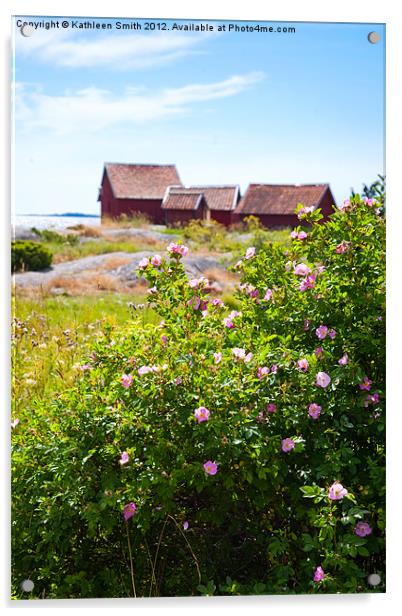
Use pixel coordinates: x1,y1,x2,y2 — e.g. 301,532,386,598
105,162,177,167
247,182,329,188
167,187,204,193
189,184,239,189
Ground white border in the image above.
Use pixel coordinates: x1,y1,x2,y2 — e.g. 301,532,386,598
1,1,400,614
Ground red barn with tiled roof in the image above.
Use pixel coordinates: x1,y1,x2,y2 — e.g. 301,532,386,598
233,184,335,227
162,188,209,225
188,185,240,226
98,163,182,223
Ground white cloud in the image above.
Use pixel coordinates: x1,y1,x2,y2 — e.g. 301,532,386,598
15,28,213,70
14,72,265,134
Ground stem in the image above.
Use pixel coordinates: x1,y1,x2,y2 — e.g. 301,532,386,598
150,515,169,597
167,515,202,583
143,537,158,598
125,521,137,598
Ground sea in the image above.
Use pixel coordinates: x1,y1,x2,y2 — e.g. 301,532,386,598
13,215,101,231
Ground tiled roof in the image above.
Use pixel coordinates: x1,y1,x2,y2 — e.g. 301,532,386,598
235,184,330,215
188,185,240,211
105,163,182,199
162,188,206,211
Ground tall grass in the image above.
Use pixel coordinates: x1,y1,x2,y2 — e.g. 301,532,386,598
101,212,152,228
48,239,164,264
11,293,155,415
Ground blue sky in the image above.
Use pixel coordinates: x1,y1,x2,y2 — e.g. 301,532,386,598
12,16,385,215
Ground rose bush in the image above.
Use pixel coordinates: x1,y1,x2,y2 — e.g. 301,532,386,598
11,195,385,598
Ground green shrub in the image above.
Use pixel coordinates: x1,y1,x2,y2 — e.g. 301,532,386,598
11,240,52,272
31,227,79,245
243,214,262,232
182,219,242,252
11,194,385,598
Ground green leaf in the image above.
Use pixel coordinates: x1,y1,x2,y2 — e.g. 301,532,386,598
300,485,323,498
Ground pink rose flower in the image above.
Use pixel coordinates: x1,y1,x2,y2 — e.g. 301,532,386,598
297,205,314,219
266,403,276,413
297,358,309,372
167,242,189,257
338,353,349,366
308,403,322,420
223,317,234,328
119,451,130,465
328,481,348,500
178,244,189,257
223,310,241,329
271,364,278,374
183,521,189,531
212,298,224,307
257,366,270,380
281,438,295,453
294,263,311,276
123,502,137,521
315,325,328,340
290,230,308,240
244,352,253,363
189,276,208,289
335,241,351,254
151,254,162,267
299,274,316,291
315,347,324,358
328,329,336,339
121,373,133,388
214,352,222,364
79,363,91,371
138,366,152,376
313,566,325,582
189,296,201,311
264,289,273,301
354,521,372,537
316,371,331,388
359,377,372,391
364,392,380,407
338,199,351,211
138,257,149,270
363,197,375,207
203,460,218,475
245,246,256,259
194,406,210,423
232,347,246,360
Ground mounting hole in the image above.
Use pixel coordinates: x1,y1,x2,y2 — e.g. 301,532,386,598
20,24,34,37
21,579,34,592
367,31,380,44
367,573,381,586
